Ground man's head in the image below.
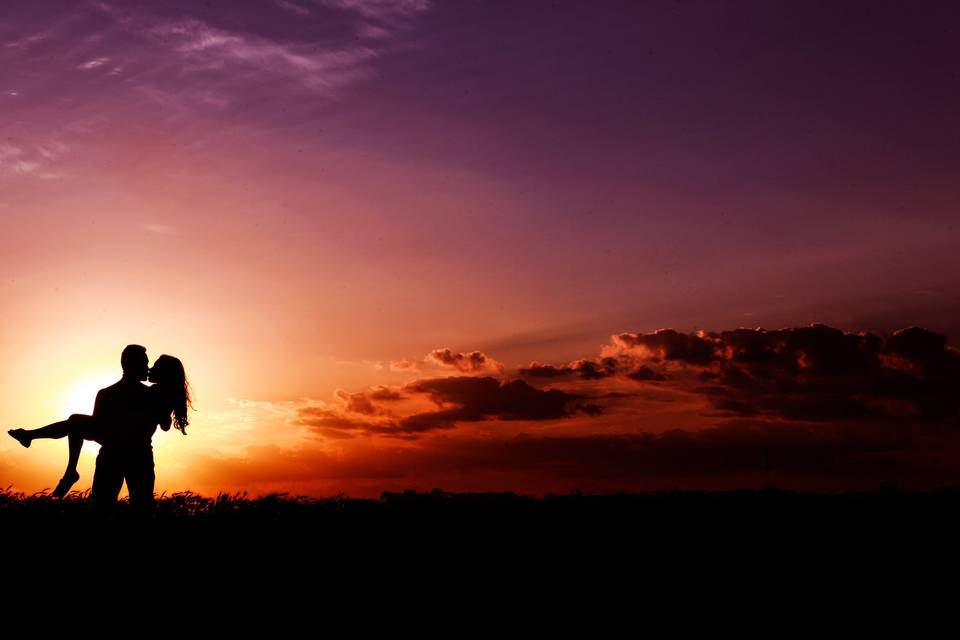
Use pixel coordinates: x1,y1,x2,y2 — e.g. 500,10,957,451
121,344,149,381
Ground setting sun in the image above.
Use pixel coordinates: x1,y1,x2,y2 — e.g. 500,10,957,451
61,373,120,417
59,373,121,455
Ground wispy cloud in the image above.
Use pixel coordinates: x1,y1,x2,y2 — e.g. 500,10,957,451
35,141,70,160
4,28,57,50
11,160,38,175
77,56,109,70
85,1,431,101
146,18,380,94
357,23,392,39
0,144,37,176
318,0,430,20
274,0,313,17
141,222,177,235
0,142,69,180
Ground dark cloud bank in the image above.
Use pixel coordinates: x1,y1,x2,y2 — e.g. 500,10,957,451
291,325,960,492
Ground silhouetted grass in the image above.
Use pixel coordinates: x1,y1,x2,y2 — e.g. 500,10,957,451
4,483,960,528
4,485,958,577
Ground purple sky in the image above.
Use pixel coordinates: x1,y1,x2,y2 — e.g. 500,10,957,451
2,1,959,495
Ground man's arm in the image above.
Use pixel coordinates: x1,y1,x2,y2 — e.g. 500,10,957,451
93,389,106,419
92,389,117,444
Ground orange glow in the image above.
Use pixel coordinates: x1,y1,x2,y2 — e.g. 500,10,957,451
60,372,117,416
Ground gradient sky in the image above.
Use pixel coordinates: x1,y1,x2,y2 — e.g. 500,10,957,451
2,1,959,497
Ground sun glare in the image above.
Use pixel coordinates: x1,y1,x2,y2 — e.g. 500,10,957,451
62,373,119,417
59,373,121,455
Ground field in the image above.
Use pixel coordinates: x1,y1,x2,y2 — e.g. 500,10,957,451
4,484,958,540
5,485,956,594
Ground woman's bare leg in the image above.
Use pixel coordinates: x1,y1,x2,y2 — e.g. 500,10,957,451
65,431,83,477
8,415,91,497
8,419,71,448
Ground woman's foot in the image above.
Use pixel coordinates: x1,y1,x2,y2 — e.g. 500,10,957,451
52,470,80,498
8,429,30,448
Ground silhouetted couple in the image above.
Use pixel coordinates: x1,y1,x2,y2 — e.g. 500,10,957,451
8,344,191,516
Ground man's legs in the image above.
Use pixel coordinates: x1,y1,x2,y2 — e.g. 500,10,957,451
124,446,156,518
90,447,124,517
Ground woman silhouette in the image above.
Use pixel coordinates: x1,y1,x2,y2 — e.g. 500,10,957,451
7,354,192,498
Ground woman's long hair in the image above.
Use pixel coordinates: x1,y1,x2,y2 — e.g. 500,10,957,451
151,354,193,434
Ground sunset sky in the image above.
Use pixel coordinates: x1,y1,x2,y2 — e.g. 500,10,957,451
2,1,959,497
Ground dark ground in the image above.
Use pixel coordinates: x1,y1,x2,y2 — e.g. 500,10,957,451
5,484,959,545
4,485,957,605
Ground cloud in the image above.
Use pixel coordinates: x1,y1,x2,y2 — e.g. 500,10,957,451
530,324,960,426
396,376,601,431
368,385,403,400
77,57,110,70
176,324,960,496
4,28,58,50
148,17,380,93
0,141,70,179
604,324,888,373
884,326,959,376
141,222,176,235
317,0,430,20
626,366,667,382
425,348,504,374
307,324,960,444
297,375,601,438
700,326,959,424
606,328,716,365
334,387,398,414
297,405,382,438
274,0,313,17
35,141,69,160
10,160,38,175
357,23,392,39
84,1,432,103
520,357,620,380
0,144,40,176
389,348,504,375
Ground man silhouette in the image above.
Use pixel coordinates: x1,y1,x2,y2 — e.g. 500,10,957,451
89,344,159,517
